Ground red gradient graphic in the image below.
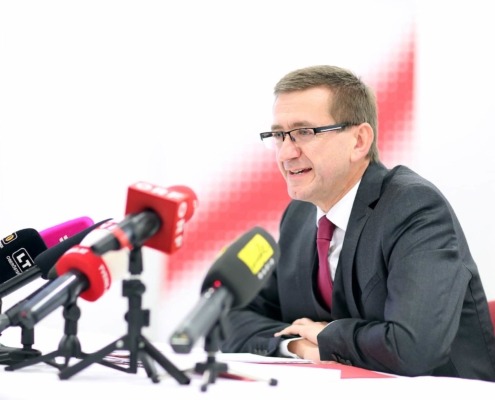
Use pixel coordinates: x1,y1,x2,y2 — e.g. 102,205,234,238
163,150,289,288
375,33,416,164
164,31,416,290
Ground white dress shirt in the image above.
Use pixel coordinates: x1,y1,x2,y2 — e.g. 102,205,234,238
280,181,361,357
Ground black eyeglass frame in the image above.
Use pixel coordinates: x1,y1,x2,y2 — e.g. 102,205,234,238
259,123,353,144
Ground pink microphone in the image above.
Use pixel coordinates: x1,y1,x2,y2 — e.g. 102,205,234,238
39,216,94,248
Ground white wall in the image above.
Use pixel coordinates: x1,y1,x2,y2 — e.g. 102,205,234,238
1,1,493,347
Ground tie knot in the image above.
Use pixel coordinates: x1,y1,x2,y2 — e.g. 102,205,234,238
317,216,334,241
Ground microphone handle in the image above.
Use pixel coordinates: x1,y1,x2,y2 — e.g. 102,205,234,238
0,267,41,298
0,314,11,332
0,280,55,333
17,271,88,330
169,286,232,354
90,211,160,255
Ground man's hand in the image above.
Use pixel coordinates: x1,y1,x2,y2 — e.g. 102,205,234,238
274,318,336,363
287,338,322,362
274,317,328,343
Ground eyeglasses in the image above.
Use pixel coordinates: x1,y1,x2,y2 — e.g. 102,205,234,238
259,123,352,149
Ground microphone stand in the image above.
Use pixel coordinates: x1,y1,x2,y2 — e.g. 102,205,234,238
0,297,42,365
5,290,87,371
0,331,41,365
193,304,278,392
0,273,46,365
57,246,190,385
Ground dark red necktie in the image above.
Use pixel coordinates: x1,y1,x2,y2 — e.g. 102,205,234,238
317,216,335,310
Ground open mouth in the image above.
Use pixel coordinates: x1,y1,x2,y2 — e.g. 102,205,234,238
289,168,311,175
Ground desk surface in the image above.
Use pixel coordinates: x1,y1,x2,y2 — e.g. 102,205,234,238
0,326,493,400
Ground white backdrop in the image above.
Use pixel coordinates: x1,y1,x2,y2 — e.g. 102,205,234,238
1,0,494,348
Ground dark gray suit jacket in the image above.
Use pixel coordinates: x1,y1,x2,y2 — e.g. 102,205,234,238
221,162,495,381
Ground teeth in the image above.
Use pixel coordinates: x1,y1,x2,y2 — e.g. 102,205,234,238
292,169,304,175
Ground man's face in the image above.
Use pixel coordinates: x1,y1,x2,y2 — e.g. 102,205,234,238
271,87,358,211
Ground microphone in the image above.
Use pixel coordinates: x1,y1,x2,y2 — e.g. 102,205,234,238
0,229,48,290
0,217,94,292
169,226,279,354
0,219,110,298
89,182,198,256
14,228,130,330
39,216,94,248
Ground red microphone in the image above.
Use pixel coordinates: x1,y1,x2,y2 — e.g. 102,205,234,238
15,229,130,329
54,225,130,301
90,182,198,256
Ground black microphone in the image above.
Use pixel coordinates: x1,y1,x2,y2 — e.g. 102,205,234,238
0,229,48,297
0,217,95,293
169,226,279,354
0,219,111,298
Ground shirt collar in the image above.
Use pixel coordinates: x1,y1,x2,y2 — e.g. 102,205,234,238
316,180,361,231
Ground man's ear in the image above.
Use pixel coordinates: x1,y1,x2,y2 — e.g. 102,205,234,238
351,123,373,162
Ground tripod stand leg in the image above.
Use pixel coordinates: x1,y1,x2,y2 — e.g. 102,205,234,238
138,351,160,383
0,342,41,366
194,355,278,391
200,369,216,392
195,360,227,392
224,366,278,386
141,336,190,384
5,348,60,371
58,335,191,385
58,339,120,380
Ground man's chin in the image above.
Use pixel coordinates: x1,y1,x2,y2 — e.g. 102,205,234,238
287,188,310,202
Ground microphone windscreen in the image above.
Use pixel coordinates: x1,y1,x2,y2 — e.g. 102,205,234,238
124,182,198,254
39,216,94,248
35,219,112,280
55,241,129,302
165,185,198,221
200,226,279,308
0,229,47,293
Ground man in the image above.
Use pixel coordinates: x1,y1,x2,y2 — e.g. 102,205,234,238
220,65,495,381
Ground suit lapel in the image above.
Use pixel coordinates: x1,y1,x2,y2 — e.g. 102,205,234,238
333,162,389,318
